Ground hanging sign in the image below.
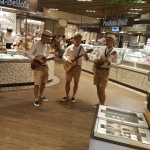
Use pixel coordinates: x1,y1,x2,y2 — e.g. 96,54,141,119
58,18,67,27
100,17,134,27
0,0,38,13
0,11,16,32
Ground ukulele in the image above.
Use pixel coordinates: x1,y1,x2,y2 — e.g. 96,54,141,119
94,51,116,69
31,57,55,70
63,49,93,72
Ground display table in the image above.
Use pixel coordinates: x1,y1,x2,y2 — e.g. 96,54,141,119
89,105,150,150
0,52,55,87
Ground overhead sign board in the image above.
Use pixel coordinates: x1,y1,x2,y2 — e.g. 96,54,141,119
100,17,134,27
0,0,38,13
58,18,67,27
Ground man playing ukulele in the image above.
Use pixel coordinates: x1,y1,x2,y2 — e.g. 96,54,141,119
61,32,89,103
27,30,53,106
93,34,118,108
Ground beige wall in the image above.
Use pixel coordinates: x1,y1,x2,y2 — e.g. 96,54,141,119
45,19,65,36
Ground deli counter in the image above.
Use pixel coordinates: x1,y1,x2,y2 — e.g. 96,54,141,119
89,105,150,150
82,45,150,93
0,50,55,87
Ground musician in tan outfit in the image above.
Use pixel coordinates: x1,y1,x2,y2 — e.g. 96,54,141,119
27,30,52,106
61,32,89,103
93,34,118,108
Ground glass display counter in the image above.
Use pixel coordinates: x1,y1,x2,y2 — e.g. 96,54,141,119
0,51,54,87
81,45,150,93
89,105,150,150
121,47,150,71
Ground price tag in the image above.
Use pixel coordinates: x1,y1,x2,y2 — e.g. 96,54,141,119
137,113,142,117
131,134,138,141
99,112,105,118
100,120,106,125
101,106,106,110
138,120,144,125
98,128,106,134
141,137,149,144
138,128,144,133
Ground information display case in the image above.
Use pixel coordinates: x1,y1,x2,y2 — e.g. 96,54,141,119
97,105,149,128
89,105,150,150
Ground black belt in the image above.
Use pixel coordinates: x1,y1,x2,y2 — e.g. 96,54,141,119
42,64,47,66
99,68,110,70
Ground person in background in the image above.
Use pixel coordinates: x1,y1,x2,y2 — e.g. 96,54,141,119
3,27,16,49
67,37,74,47
60,35,66,50
61,32,89,103
93,34,117,108
27,30,53,107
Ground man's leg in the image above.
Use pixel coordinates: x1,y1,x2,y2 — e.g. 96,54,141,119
39,82,46,97
96,85,106,105
72,82,78,98
65,81,71,97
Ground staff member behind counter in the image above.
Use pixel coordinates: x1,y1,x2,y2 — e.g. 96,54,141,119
3,27,16,49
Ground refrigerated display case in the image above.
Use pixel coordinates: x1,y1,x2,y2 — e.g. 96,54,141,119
121,47,150,70
89,105,150,150
0,51,54,87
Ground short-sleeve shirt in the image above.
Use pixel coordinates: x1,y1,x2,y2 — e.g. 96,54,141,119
27,41,50,60
63,44,86,65
96,46,117,68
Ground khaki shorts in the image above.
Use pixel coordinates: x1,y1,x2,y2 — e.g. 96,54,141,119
94,69,110,88
34,65,49,85
66,65,81,82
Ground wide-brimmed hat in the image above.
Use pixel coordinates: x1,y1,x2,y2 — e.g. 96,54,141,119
106,34,116,41
74,32,82,38
42,30,53,39
7,27,13,32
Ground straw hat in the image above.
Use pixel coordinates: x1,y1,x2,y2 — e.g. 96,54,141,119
106,34,116,41
74,32,82,38
42,30,53,39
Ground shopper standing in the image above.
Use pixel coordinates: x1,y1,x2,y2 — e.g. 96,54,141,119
93,34,117,108
61,32,89,103
27,30,52,106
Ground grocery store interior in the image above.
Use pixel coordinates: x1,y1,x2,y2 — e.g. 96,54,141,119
0,0,150,150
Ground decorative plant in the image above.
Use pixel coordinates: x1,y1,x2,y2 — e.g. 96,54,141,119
106,0,142,5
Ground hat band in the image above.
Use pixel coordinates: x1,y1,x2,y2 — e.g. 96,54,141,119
106,37,114,41
42,33,52,38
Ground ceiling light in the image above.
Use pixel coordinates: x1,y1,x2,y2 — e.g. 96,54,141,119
101,31,106,33
134,0,146,3
77,0,92,1
86,10,96,12
130,9,142,11
49,8,59,11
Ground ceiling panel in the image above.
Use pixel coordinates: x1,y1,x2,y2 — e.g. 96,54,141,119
39,0,150,19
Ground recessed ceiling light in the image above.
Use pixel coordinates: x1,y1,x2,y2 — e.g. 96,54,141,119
49,8,59,11
86,10,96,12
130,9,142,11
77,0,92,1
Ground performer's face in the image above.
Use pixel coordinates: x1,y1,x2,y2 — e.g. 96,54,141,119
74,37,82,46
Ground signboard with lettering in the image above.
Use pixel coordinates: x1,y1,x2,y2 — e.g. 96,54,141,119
0,0,38,13
0,11,16,32
100,17,134,27
58,18,67,27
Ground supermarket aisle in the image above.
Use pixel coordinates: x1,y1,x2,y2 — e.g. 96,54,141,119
0,63,149,150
